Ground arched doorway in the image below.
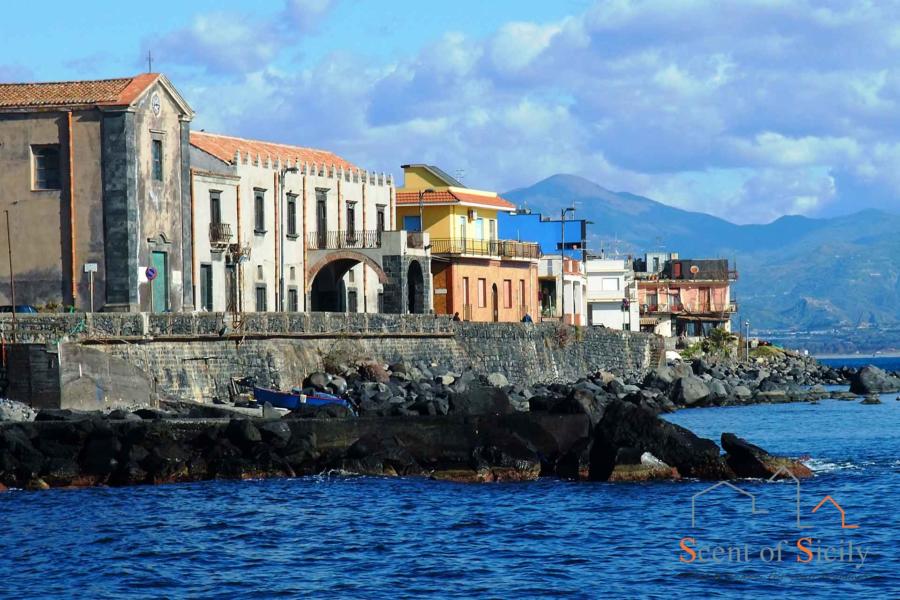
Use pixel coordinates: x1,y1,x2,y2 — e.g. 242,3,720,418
491,283,499,322
310,260,353,312
407,260,425,314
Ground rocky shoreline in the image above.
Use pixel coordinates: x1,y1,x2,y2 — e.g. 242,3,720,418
1,351,895,493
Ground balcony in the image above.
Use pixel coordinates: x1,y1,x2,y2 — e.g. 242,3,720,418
430,238,540,260
209,222,233,251
306,229,382,250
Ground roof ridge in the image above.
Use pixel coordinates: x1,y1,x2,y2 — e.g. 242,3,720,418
190,130,350,159
0,74,143,87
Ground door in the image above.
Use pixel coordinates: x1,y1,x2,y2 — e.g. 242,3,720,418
151,251,168,312
316,199,327,248
199,264,213,311
225,265,236,312
491,283,499,322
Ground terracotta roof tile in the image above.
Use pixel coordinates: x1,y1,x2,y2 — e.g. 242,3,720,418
190,131,358,171
396,189,516,210
0,74,160,109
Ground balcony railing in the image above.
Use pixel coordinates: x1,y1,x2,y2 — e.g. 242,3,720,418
307,229,382,250
643,302,738,315
209,222,233,248
430,238,540,259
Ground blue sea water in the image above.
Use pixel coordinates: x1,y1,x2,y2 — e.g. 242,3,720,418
1,395,897,597
819,355,900,372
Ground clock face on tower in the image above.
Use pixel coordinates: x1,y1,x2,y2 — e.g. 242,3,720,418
151,92,161,116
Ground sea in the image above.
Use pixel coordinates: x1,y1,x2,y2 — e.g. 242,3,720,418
0,358,897,599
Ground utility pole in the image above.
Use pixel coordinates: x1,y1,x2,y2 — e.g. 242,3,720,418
5,210,16,342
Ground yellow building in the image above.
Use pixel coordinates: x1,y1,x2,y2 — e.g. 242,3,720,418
396,165,540,321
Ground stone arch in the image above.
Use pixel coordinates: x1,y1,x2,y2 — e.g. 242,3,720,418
407,259,425,314
305,250,388,293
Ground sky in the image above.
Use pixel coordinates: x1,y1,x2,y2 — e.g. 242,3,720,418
3,0,900,224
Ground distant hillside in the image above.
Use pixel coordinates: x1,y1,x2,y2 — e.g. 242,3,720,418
504,174,900,335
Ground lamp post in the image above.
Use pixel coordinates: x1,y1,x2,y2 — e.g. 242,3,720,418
744,320,751,362
559,207,575,324
417,188,435,237
279,166,299,312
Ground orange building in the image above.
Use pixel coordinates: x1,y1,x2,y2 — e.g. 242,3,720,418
395,165,540,322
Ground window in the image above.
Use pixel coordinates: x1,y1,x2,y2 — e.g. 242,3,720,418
346,203,356,233
347,289,358,313
477,278,486,308
32,145,60,190
286,194,297,236
289,266,296,281
519,279,526,308
504,279,512,308
458,216,466,239
462,277,470,305
475,218,484,240
348,268,355,283
288,288,299,312
489,219,497,241
209,191,221,225
403,215,421,232
151,139,163,181
601,277,620,291
256,265,264,280
200,264,213,311
376,206,386,232
254,189,266,232
255,286,267,312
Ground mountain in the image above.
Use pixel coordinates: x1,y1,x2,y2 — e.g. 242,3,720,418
504,174,900,336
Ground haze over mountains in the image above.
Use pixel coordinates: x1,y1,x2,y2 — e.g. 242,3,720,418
504,174,900,333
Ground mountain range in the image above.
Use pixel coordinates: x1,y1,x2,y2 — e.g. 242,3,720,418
504,174,900,338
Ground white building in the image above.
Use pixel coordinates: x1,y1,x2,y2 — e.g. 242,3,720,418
188,132,430,314
538,254,587,325
585,257,638,330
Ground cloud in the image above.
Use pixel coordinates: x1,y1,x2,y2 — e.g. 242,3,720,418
155,0,900,222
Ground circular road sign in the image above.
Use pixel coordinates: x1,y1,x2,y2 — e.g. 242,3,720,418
146,267,158,281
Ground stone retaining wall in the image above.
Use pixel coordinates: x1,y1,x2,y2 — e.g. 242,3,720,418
1,313,663,406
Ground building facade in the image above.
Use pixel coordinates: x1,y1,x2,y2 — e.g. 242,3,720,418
538,254,587,325
396,165,540,322
0,74,194,312
634,254,738,339
189,133,430,314
584,257,638,330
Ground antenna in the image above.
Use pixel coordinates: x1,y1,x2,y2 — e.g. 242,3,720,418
454,168,466,183
147,50,153,73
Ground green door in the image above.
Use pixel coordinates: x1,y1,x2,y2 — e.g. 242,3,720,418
151,251,168,312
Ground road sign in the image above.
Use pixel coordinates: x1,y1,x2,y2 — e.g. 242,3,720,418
83,262,98,273
146,266,158,281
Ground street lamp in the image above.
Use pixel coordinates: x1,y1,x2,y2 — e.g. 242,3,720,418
560,207,575,324
744,320,751,362
279,166,299,312
418,188,435,235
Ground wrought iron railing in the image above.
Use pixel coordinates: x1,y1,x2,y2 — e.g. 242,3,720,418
209,222,233,246
306,229,382,250
429,238,540,259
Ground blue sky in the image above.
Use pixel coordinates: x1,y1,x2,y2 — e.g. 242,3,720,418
4,0,900,224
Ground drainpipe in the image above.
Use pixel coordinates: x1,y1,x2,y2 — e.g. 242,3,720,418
235,185,242,312
189,169,196,310
67,111,77,306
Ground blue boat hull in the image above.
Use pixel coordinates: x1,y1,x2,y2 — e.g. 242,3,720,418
252,386,352,411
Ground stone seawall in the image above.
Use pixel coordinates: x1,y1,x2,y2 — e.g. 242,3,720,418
1,313,663,407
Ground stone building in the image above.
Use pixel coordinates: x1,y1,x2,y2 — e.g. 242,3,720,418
189,132,431,314
396,165,540,322
0,74,194,312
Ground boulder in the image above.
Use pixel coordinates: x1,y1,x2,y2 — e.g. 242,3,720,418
849,366,900,395
257,420,293,448
732,385,752,400
674,376,710,406
359,361,390,384
608,449,680,482
860,395,882,405
591,399,729,480
486,372,509,388
0,399,36,423
721,432,812,479
225,419,262,446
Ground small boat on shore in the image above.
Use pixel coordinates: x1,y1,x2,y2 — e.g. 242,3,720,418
252,386,354,412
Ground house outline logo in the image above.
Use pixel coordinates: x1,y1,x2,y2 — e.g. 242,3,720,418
691,480,768,528
766,466,811,530
812,495,859,529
